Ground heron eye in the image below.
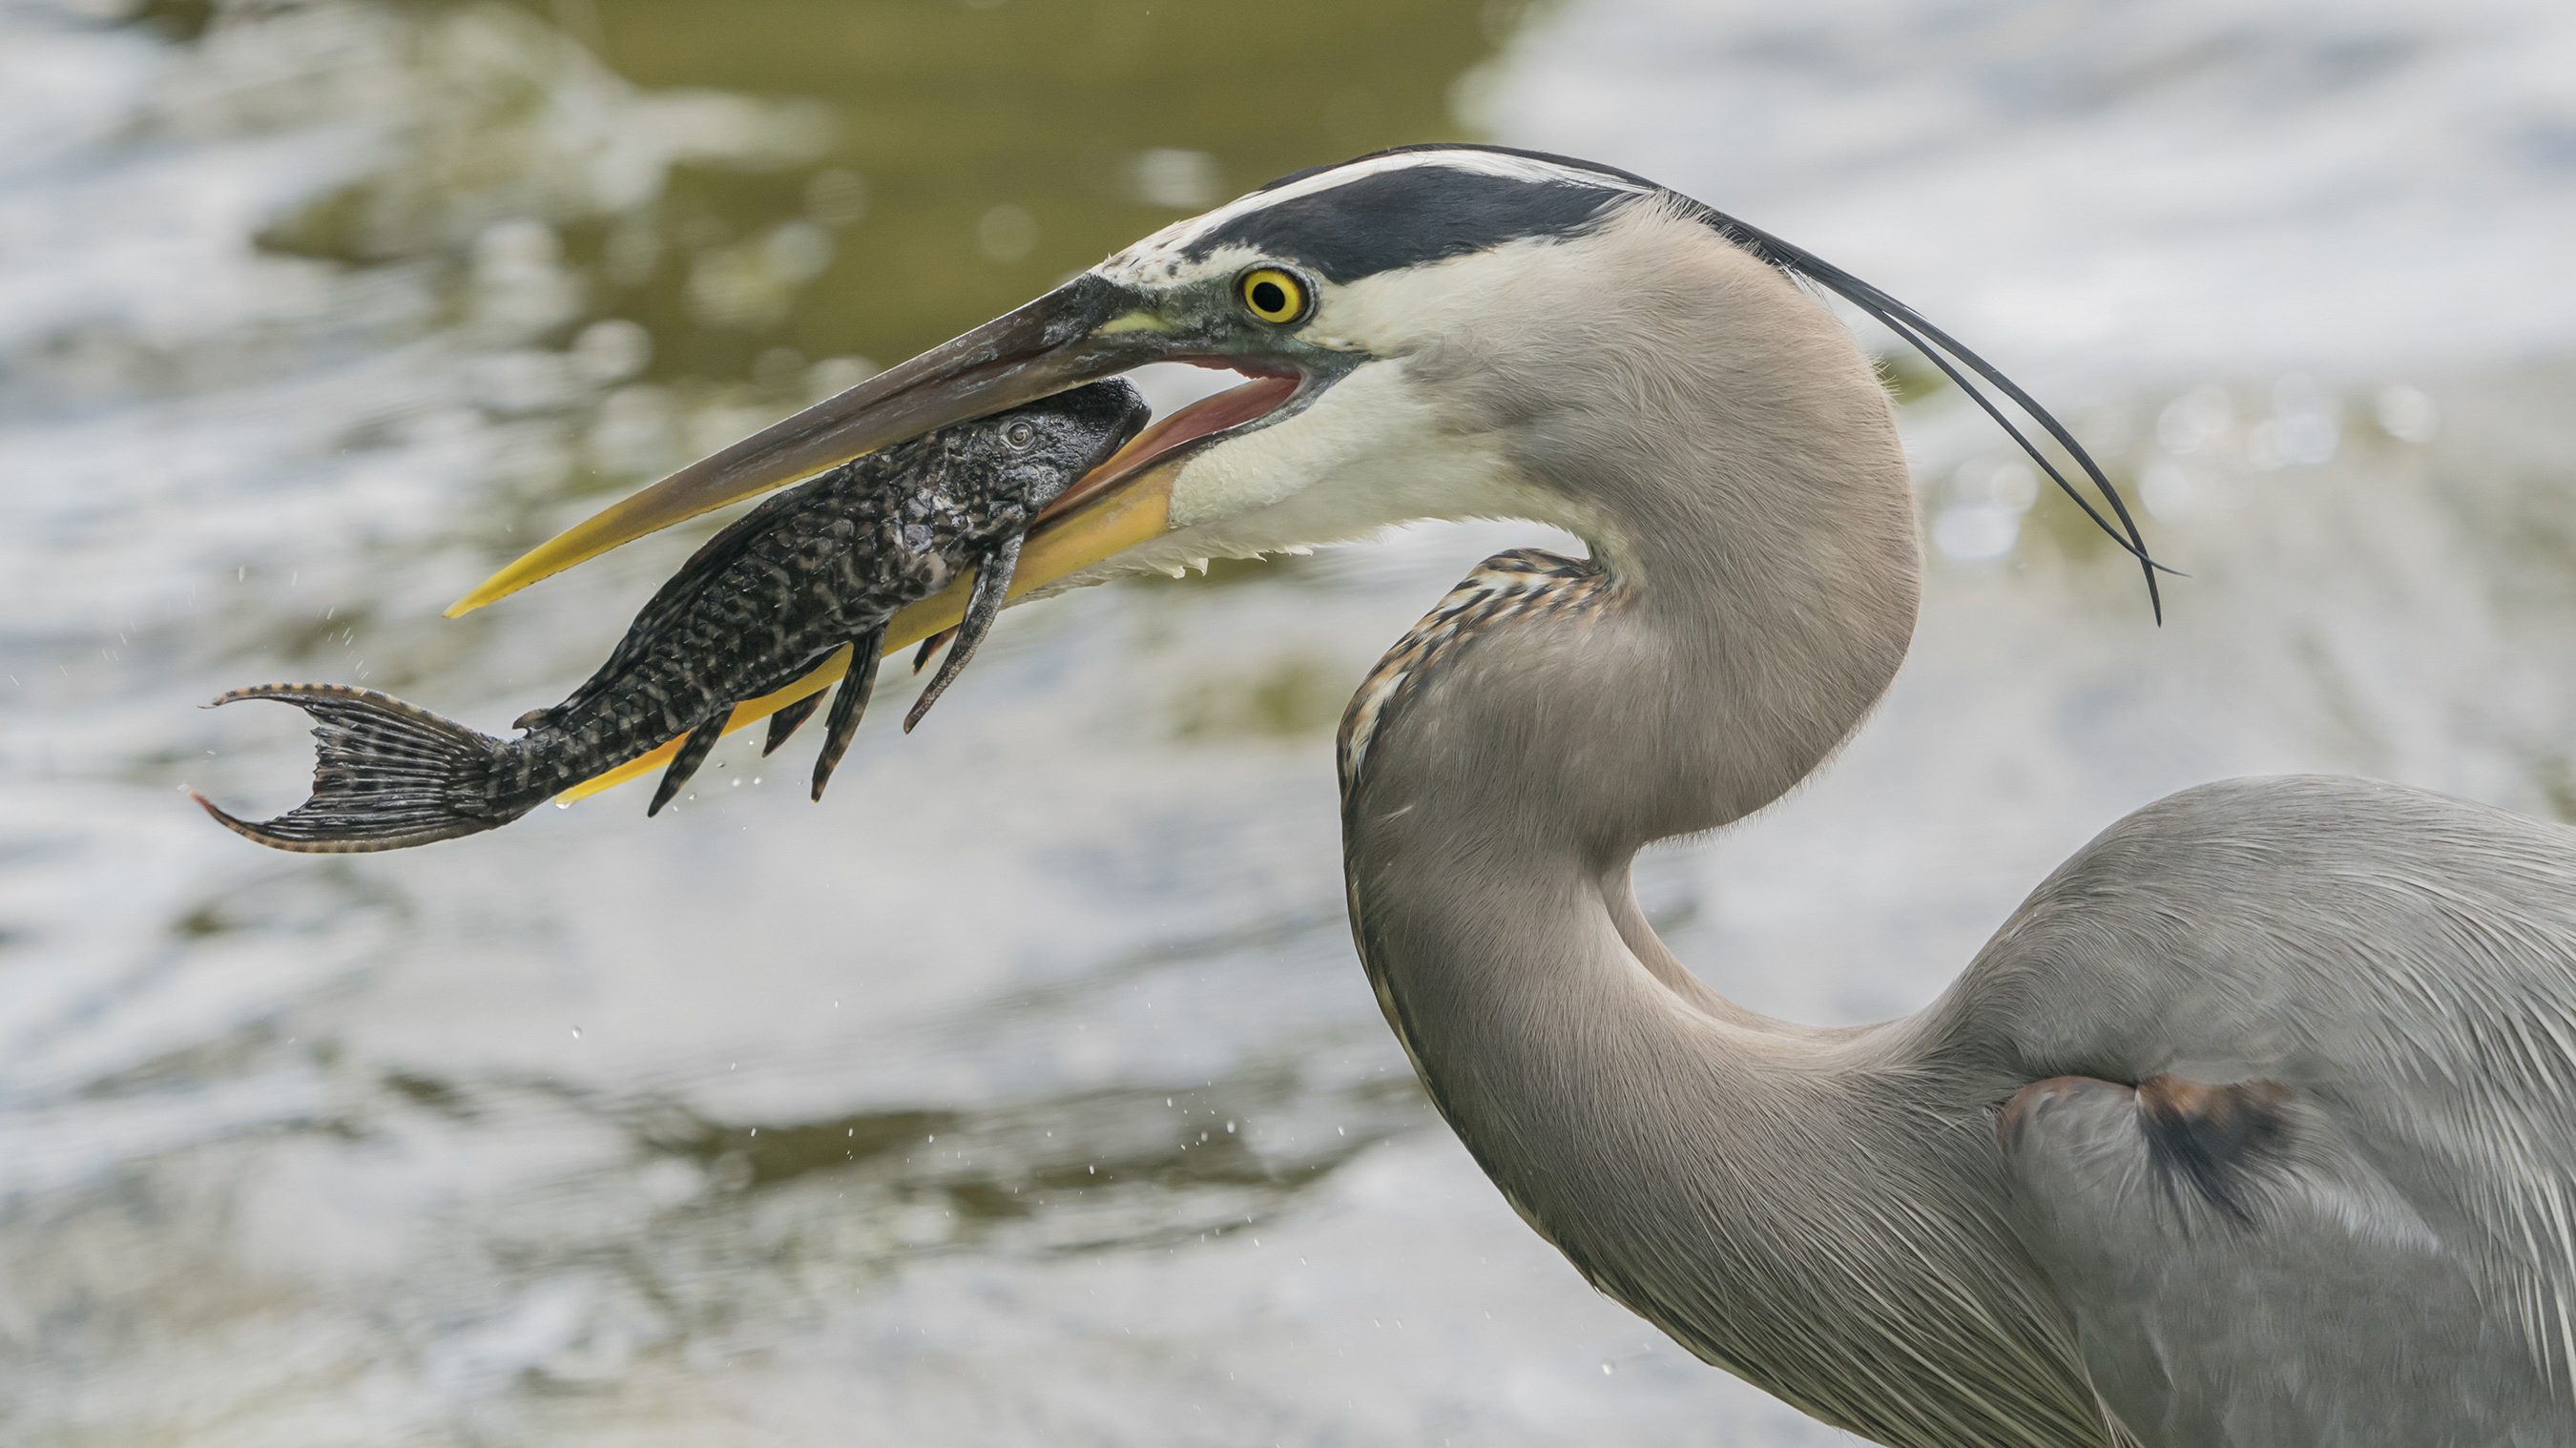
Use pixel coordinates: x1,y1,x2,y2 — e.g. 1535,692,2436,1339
1237,267,1310,325
1004,421,1037,449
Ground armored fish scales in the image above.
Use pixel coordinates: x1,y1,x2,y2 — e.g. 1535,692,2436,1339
194,379,1150,853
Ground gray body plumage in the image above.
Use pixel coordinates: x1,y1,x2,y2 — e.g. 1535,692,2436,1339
1332,198,2576,1445
1986,777,2576,1446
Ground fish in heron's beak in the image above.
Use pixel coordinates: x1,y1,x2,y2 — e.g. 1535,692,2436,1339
449,272,1324,621
444,266,1344,789
195,382,1153,850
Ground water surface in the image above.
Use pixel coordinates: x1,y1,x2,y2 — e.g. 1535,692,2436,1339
4,0,2574,1442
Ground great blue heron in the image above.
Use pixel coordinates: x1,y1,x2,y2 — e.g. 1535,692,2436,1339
463,146,2576,1446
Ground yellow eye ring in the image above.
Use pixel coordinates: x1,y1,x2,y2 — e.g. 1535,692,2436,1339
1237,266,1311,325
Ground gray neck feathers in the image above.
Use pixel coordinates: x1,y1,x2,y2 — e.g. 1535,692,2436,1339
1387,200,1922,849
1339,205,2109,1447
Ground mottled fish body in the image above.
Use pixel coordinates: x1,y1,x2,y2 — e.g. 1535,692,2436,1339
197,380,1149,852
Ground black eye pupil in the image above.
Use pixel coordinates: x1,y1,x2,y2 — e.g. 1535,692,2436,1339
1251,280,1287,315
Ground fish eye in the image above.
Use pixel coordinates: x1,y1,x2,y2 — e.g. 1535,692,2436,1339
1236,266,1311,326
1004,421,1037,449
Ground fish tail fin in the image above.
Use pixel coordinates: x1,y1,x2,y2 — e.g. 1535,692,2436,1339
193,683,530,853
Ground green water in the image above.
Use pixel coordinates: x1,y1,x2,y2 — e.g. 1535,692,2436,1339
262,0,1533,399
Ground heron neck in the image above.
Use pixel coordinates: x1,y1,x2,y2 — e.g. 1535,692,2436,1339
1340,687,2094,1446
1333,230,2098,1435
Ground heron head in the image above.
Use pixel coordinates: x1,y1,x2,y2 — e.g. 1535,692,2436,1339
448,148,1679,618
451,145,2152,627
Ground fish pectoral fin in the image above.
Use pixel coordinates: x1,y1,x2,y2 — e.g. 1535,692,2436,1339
649,720,726,817
762,691,825,756
904,535,1021,734
811,626,887,802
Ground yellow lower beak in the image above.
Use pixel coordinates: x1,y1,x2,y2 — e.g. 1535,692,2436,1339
553,456,1178,803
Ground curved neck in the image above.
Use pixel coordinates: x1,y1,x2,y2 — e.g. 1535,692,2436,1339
1370,201,1926,852
1334,212,2104,1445
1338,205,1928,1044
1340,555,2100,1446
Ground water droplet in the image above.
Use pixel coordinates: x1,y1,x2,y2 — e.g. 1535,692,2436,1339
976,203,1037,262
2376,383,2440,444
1601,1362,1614,1376
570,1025,582,1040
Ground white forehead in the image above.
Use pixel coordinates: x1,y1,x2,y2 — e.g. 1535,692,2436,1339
1092,148,1651,289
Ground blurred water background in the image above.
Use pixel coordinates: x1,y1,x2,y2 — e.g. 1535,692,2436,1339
4,0,2574,1442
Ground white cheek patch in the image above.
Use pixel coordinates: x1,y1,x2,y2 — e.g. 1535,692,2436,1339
1167,363,1436,528
1160,361,1569,556
1317,237,1582,355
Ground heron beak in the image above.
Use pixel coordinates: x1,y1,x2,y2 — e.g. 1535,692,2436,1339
525,279,1317,800
448,272,1166,616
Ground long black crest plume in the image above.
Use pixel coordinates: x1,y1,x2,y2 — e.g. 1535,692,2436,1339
1689,207,2165,624
1354,144,2166,624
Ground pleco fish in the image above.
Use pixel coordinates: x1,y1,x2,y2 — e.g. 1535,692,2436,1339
195,379,1150,853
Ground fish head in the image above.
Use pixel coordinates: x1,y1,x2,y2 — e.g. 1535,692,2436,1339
943,379,1153,518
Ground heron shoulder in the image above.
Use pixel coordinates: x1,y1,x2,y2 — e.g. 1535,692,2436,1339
1952,774,2576,1069
1935,774,2576,1428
